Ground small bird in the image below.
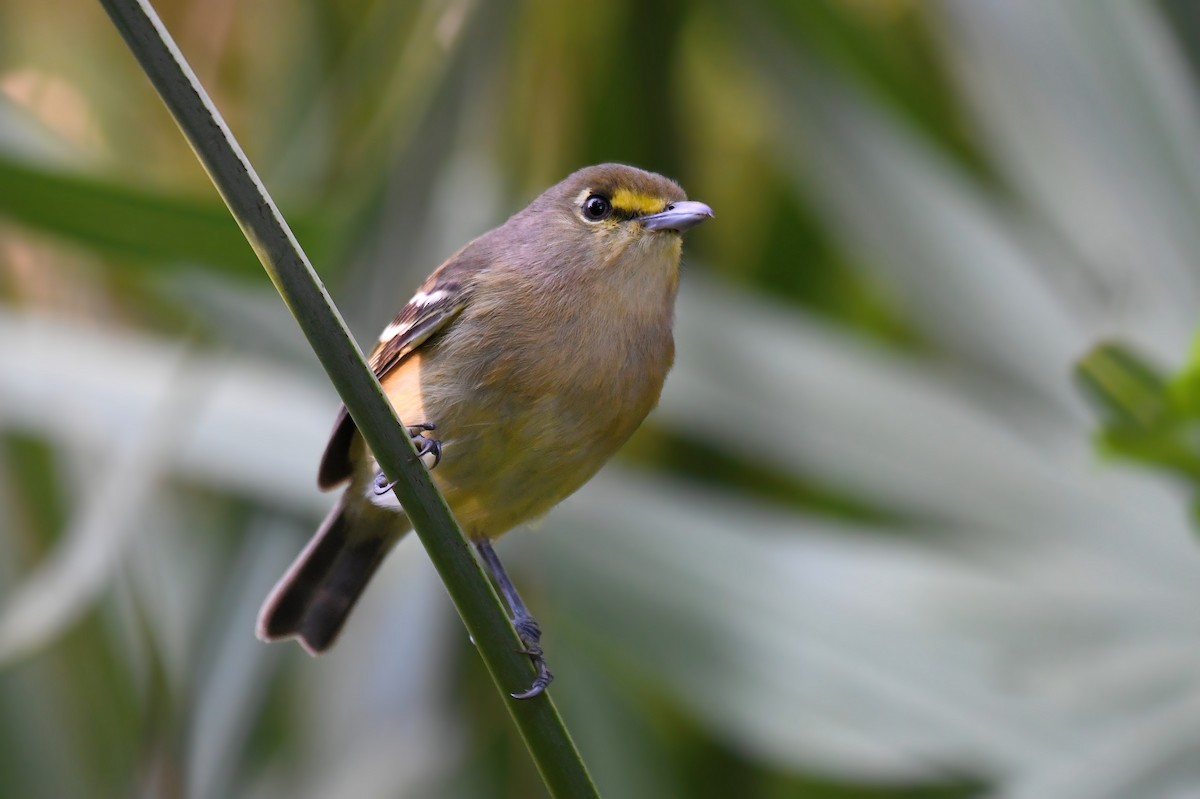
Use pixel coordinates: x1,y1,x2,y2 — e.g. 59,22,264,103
256,163,712,697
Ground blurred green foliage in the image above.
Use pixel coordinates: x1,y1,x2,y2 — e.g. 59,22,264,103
6,1,1200,798
1077,336,1200,512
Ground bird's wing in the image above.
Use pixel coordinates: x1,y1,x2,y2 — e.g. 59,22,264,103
367,285,467,379
317,263,472,489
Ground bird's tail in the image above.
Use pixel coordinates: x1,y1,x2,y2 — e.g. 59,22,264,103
256,498,406,654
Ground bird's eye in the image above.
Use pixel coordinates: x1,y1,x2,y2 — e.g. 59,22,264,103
582,194,612,221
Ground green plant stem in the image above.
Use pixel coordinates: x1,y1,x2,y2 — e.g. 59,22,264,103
96,1,599,796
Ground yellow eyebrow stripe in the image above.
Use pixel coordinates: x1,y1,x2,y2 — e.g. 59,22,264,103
610,187,667,216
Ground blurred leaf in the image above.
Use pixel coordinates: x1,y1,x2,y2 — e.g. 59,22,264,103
1076,343,1170,431
0,307,332,514
11,0,1200,796
0,341,190,665
1075,341,1200,492
742,0,984,173
1170,327,1200,418
0,156,329,277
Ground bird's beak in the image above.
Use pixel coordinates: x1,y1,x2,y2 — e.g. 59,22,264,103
640,201,714,233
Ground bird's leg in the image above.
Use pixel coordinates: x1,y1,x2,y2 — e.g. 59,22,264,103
372,422,442,494
474,538,554,699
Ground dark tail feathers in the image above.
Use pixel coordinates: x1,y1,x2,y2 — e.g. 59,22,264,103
257,500,401,654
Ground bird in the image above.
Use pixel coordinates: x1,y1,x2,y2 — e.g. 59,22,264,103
256,163,712,698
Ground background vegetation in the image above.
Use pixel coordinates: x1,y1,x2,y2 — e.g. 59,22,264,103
4,1,1200,797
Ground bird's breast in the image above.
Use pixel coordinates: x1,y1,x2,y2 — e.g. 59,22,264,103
408,279,676,536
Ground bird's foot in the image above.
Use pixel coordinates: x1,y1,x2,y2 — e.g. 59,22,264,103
511,615,554,700
407,422,442,468
372,423,441,495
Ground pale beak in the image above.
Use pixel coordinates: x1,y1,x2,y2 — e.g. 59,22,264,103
640,201,714,233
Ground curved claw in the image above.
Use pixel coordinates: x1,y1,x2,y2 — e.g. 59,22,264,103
513,647,554,695
512,670,554,700
510,618,553,699
423,439,443,469
373,472,397,495
407,423,442,469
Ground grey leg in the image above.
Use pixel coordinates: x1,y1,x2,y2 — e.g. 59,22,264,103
475,538,553,699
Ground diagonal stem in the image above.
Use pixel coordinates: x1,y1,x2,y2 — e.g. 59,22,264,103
94,1,599,796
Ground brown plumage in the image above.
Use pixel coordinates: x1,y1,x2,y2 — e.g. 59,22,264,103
257,164,711,668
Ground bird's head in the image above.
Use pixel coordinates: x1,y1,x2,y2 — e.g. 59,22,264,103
512,163,712,280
